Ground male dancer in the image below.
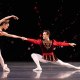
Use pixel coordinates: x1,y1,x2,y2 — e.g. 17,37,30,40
20,30,80,71
0,15,19,72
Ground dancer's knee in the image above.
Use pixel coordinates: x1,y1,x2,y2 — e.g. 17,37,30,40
31,53,37,58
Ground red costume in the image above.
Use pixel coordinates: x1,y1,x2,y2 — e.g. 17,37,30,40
26,38,70,62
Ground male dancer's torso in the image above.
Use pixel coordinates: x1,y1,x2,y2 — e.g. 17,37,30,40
41,40,58,61
25,38,70,61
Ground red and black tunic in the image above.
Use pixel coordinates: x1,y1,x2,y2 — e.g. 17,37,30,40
26,38,70,62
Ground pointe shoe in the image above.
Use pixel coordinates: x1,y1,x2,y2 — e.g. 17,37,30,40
3,64,10,72
33,70,42,79
33,67,42,71
3,67,10,72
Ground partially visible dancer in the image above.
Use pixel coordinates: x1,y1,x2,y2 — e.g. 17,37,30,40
0,15,19,72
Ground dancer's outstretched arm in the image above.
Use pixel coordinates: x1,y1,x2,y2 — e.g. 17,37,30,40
19,37,41,45
0,31,20,38
53,40,76,47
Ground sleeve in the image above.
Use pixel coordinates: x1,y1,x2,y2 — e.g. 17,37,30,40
53,40,70,46
26,38,42,45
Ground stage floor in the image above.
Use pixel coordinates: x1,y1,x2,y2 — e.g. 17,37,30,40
0,62,80,80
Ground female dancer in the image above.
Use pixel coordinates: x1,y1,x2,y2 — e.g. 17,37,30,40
0,15,19,72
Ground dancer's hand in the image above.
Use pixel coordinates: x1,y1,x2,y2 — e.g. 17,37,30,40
69,43,76,47
20,37,27,40
11,15,19,20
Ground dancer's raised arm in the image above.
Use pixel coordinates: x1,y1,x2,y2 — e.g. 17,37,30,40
0,15,19,24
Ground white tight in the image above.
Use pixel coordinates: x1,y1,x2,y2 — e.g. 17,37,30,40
31,53,79,69
0,50,5,68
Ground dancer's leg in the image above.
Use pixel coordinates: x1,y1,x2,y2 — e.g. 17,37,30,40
0,50,10,72
52,59,80,69
31,53,49,71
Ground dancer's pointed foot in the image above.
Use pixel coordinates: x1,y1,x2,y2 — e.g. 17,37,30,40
33,67,42,71
3,64,10,72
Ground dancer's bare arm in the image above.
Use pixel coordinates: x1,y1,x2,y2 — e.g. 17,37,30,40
0,31,20,38
0,15,19,24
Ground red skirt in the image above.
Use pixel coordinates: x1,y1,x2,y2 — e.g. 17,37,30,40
42,52,58,62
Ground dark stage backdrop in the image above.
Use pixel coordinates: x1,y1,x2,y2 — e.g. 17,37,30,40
0,0,80,62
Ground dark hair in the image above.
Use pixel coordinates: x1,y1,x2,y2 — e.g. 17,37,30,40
43,30,50,36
